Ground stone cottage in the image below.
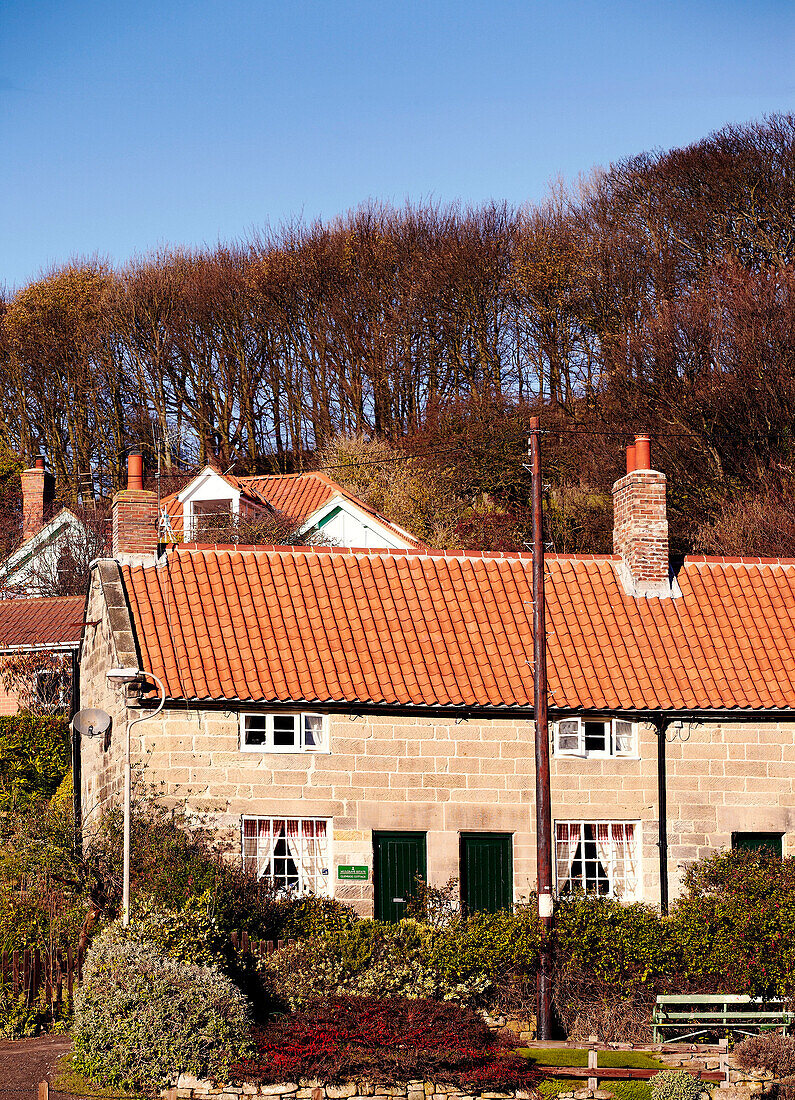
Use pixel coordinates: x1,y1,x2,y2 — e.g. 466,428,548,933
77,440,795,916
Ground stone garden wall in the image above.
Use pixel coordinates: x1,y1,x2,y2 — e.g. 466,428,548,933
167,1079,536,1100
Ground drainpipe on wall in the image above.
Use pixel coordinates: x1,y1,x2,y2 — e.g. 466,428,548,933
70,647,82,860
655,717,670,915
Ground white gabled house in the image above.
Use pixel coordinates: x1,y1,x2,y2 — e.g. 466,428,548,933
161,466,422,550
0,456,91,596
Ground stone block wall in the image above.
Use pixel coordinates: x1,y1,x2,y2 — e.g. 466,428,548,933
663,717,795,897
79,564,142,821
79,675,795,911
167,1078,537,1100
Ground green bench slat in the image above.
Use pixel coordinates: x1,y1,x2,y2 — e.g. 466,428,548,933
656,995,752,1005
654,1012,792,1020
652,996,792,1042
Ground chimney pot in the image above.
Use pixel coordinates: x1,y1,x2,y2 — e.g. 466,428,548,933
634,435,651,471
127,449,144,492
626,444,637,474
34,455,45,471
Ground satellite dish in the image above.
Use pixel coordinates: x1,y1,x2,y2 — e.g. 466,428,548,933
72,709,111,738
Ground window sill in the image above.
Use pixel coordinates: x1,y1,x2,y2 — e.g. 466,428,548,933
554,753,641,761
240,745,331,755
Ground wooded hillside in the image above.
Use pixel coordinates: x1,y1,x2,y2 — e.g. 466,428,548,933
2,114,795,557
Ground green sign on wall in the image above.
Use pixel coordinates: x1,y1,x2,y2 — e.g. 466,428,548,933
338,864,369,881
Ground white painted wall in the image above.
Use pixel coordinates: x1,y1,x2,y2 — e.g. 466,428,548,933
179,469,240,540
0,512,83,594
310,504,405,549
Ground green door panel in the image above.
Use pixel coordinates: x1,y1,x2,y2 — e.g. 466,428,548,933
461,833,513,913
731,832,783,858
373,831,427,922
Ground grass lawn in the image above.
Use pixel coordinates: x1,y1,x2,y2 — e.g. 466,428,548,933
524,1047,664,1100
53,1051,148,1100
518,1048,666,1070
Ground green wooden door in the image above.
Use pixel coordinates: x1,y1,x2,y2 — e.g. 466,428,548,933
373,832,427,922
461,833,513,913
732,832,783,858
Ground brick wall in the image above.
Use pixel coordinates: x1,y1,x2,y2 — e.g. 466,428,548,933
0,683,19,716
612,469,669,595
111,488,158,557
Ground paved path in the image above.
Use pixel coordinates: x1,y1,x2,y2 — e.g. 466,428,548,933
0,1034,92,1100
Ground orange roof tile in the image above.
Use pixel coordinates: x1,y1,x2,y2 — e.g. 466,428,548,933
161,471,422,547
0,596,84,650
117,548,795,712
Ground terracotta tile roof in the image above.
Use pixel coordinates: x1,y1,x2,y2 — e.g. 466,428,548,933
0,596,84,651
118,548,795,712
161,471,421,547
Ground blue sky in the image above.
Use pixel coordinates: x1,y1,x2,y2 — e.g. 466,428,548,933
1,0,794,291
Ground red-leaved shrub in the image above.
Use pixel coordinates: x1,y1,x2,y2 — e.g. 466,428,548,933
229,996,540,1091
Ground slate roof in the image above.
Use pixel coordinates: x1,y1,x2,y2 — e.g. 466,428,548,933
118,546,795,712
161,470,422,548
0,596,85,651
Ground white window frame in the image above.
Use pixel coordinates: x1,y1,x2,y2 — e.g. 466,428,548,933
189,498,234,541
555,819,642,901
553,717,637,759
35,666,70,712
241,815,332,896
240,712,329,753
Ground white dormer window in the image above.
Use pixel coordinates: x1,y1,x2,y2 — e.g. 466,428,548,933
178,467,240,542
240,712,328,753
554,718,636,758
191,499,232,540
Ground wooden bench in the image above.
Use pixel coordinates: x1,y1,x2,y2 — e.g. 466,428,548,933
653,995,795,1043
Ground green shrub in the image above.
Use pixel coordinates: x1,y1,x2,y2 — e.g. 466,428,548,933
0,983,68,1039
551,894,676,1042
259,913,538,1010
276,892,358,938
650,1070,709,1100
0,774,91,953
126,890,228,968
73,924,252,1092
671,849,795,996
0,714,70,814
554,894,676,991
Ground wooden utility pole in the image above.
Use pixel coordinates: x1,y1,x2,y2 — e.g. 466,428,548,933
530,416,554,1039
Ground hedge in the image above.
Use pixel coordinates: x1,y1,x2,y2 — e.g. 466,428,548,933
73,924,252,1091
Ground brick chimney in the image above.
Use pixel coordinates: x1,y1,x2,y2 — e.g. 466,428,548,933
612,434,670,597
21,456,50,542
112,449,159,560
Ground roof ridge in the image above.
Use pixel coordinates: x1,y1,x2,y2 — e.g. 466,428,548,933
238,471,306,482
172,542,540,560
685,555,795,567
0,594,84,604
157,545,795,569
